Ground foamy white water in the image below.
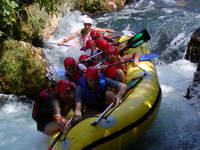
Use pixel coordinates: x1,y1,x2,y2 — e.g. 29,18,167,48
0,60,198,150
0,98,48,150
1,0,200,149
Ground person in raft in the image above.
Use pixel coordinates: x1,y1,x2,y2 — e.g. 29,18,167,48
74,66,127,120
64,57,82,85
57,17,115,47
32,80,75,135
102,45,142,83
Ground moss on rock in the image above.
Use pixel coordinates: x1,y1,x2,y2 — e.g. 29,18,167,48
73,0,125,15
0,40,49,98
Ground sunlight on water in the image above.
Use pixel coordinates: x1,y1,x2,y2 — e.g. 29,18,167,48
1,0,200,149
0,98,48,150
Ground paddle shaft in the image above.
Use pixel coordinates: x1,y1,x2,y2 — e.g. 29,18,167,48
47,42,71,47
85,51,102,61
85,29,150,62
48,115,74,150
84,39,129,62
91,74,145,126
91,101,115,126
104,74,145,119
84,40,128,62
86,45,132,65
98,58,135,69
97,53,159,69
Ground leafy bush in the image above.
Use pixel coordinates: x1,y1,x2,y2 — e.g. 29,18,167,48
0,0,58,41
0,0,19,39
74,0,105,14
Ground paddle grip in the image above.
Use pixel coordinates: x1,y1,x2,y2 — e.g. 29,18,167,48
91,121,98,126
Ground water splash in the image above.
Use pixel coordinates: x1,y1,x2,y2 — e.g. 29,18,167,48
1,0,200,149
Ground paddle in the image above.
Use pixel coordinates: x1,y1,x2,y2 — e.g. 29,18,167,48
48,115,74,150
96,53,159,69
119,29,151,51
91,73,146,126
47,42,71,47
91,100,116,126
85,29,151,62
104,74,145,119
110,31,124,39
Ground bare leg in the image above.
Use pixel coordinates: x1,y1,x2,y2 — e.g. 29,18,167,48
116,69,126,83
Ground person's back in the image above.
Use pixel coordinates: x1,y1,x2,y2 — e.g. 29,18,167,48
32,80,75,135
34,88,59,131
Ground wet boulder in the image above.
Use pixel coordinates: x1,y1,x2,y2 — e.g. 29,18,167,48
0,40,50,99
185,70,200,99
185,28,200,99
73,0,139,15
185,28,200,63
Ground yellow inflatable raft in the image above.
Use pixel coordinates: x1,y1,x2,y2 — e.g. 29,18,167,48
48,35,162,150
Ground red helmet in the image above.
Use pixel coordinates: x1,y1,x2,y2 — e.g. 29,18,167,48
64,57,76,67
85,40,95,49
55,80,73,95
95,38,110,51
106,46,119,55
90,30,101,40
85,66,99,79
79,54,89,62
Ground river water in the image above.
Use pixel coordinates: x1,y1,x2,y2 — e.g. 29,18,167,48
1,0,200,149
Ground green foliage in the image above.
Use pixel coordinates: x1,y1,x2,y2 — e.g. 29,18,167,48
36,0,58,13
0,0,58,41
74,0,105,14
85,0,105,12
0,40,49,98
0,0,19,39
20,6,47,43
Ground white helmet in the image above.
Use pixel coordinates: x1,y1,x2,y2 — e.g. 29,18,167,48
83,17,93,25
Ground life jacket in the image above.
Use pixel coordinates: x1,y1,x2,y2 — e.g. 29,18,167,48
81,29,93,46
103,58,124,79
32,88,53,121
78,73,108,111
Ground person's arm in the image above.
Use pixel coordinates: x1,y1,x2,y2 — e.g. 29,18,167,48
132,51,142,66
94,27,115,33
106,77,127,105
51,99,68,130
58,30,81,45
73,86,83,123
120,51,142,66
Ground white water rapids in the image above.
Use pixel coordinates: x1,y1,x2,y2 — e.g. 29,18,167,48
1,0,200,149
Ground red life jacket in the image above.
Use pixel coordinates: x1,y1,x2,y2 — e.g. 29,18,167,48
103,58,124,79
32,88,53,121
